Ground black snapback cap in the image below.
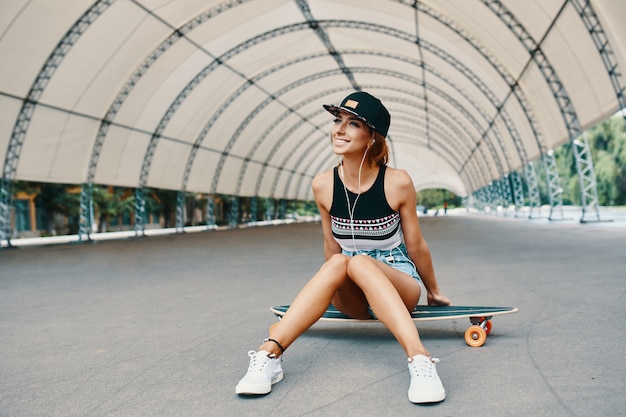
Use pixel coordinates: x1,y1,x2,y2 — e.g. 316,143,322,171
323,91,391,137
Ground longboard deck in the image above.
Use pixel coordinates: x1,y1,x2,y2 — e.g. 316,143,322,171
270,304,518,347
271,304,518,322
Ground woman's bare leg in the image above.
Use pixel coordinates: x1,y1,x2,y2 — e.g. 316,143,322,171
346,255,429,357
259,254,350,356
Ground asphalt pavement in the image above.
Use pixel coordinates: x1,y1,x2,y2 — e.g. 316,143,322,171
1,214,624,416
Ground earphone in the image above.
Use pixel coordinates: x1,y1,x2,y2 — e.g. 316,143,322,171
341,146,370,252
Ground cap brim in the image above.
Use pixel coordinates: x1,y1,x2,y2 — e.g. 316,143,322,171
322,104,374,130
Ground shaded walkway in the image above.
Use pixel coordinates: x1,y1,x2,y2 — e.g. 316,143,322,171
1,216,624,416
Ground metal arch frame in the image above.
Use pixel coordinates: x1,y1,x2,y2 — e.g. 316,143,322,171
3,0,616,237
393,123,471,182
200,45,498,198
294,0,359,90
217,44,514,200
273,126,329,200
137,17,538,210
397,0,549,214
78,0,255,238
239,96,330,197
131,21,333,233
288,94,482,200
183,51,333,193
412,1,432,150
0,0,115,243
219,55,512,203
252,18,548,209
302,1,534,205
509,82,547,217
231,63,508,202
476,1,569,218
482,0,601,222
385,95,485,190
391,110,481,191
248,67,501,202
131,17,548,232
570,0,626,127
348,48,527,181
423,67,512,173
570,0,626,221
208,69,341,195
378,88,487,189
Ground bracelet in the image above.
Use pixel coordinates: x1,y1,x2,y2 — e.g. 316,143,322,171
263,337,285,354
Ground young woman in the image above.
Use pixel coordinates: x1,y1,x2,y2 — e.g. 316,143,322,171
236,91,451,404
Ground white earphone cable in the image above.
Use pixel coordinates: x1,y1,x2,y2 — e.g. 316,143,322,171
340,145,370,252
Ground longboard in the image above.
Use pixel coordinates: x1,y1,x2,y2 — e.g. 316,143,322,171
270,304,518,347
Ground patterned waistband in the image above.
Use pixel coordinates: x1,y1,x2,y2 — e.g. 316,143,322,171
341,243,408,258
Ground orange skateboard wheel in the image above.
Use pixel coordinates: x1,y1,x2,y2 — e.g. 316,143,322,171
269,322,279,336
464,325,487,347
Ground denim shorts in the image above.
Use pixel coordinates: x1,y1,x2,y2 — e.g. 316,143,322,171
341,243,420,281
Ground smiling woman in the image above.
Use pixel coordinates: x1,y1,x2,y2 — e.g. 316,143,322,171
236,92,450,404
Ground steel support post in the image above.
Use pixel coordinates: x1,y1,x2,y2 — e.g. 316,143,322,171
78,183,93,241
176,191,185,232
229,197,239,228
542,152,565,221
134,188,145,236
509,171,525,216
573,134,601,222
500,175,513,214
524,162,542,219
0,179,13,244
206,195,216,228
250,197,257,223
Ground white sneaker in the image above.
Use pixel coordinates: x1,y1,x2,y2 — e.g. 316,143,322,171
235,350,284,395
407,354,446,403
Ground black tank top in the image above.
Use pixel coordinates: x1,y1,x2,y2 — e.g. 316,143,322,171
329,165,402,251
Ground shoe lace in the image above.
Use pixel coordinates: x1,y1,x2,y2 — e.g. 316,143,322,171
408,356,440,378
247,350,272,372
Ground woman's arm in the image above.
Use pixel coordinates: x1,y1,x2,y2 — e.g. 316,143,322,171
312,170,342,261
387,168,450,305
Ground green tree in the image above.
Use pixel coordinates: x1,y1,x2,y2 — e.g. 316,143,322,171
548,115,626,206
416,189,462,209
152,189,177,227
33,183,81,235
92,186,135,232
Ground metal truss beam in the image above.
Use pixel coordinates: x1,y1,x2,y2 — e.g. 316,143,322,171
509,171,525,216
571,0,626,127
199,43,504,199
176,191,185,232
483,0,602,222
228,197,239,228
524,161,542,218
1,0,113,243
80,1,253,237
206,195,216,228
543,151,565,221
148,17,541,208
294,0,359,90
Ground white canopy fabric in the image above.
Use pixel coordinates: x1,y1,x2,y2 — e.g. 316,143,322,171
1,0,625,201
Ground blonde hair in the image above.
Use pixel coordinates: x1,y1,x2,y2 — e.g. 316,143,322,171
367,130,389,168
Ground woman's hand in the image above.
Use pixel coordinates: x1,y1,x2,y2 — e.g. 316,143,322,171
427,291,451,306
